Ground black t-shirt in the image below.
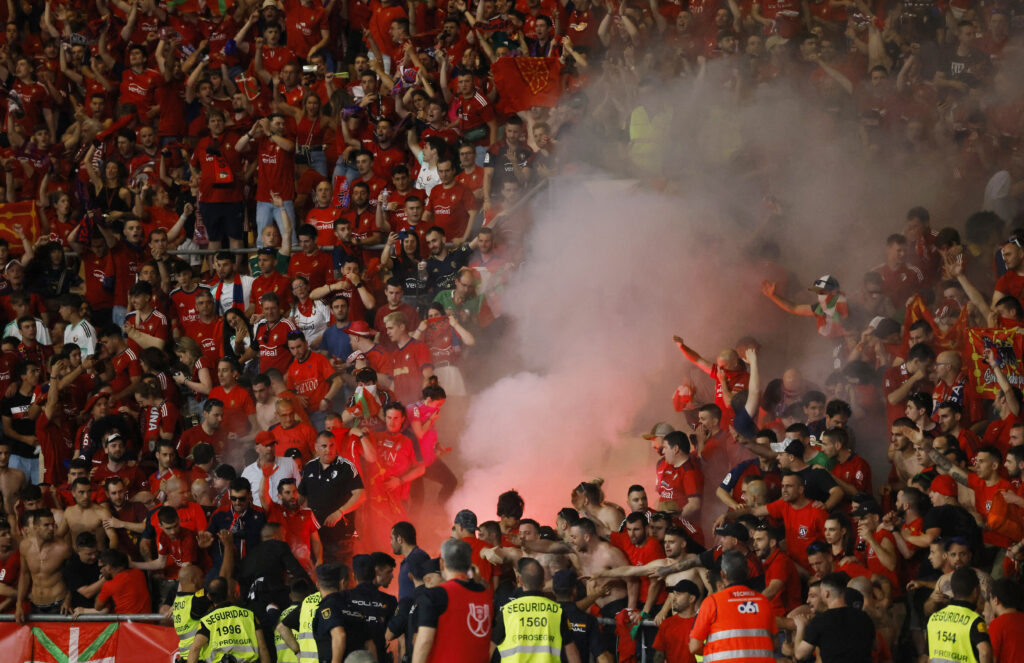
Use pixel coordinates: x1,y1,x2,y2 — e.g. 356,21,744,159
0,392,37,457
386,589,421,663
238,539,311,605
921,504,982,552
309,591,371,661
299,458,364,539
559,600,608,663
795,466,839,503
803,606,876,663
346,583,397,658
63,556,101,609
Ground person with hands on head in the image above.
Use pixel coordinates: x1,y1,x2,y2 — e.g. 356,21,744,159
236,114,296,248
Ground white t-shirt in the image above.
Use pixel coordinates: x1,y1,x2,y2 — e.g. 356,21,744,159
240,457,301,508
213,275,255,313
64,319,97,356
415,153,441,196
3,318,51,345
290,300,331,344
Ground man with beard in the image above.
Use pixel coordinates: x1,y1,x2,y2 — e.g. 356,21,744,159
16,509,71,620
299,432,365,568
567,518,637,651
266,478,322,576
91,434,149,497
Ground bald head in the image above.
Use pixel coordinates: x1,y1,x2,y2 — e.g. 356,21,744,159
718,349,739,370
937,351,961,372
179,564,204,592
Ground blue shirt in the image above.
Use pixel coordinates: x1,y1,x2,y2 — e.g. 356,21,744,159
398,547,429,601
321,324,354,361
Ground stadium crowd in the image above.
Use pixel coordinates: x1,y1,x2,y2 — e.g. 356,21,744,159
1,0,1024,661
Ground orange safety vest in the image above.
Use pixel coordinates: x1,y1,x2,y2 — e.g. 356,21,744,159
698,585,776,663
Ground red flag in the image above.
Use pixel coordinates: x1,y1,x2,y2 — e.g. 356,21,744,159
0,201,40,250
964,326,1024,400
493,57,562,115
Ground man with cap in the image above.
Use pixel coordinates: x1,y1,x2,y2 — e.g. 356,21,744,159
922,474,982,554
850,499,900,591
652,579,700,663
453,509,495,587
345,321,390,375
642,422,674,455
412,538,495,663
552,568,613,663
689,550,776,662
656,431,703,518
491,556,582,663
656,521,762,593
760,274,849,339
240,431,300,509
721,471,827,571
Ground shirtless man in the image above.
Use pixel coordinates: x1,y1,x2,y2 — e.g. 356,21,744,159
62,479,117,551
572,481,626,535
591,526,705,623
16,509,72,620
481,518,571,586
0,440,26,523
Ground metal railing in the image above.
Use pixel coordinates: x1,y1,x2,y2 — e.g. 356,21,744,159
0,613,167,622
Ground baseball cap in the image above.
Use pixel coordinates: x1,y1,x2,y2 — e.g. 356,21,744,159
808,275,840,293
552,569,578,594
454,509,478,531
851,501,883,517
771,438,804,458
714,521,749,542
871,317,901,339
344,320,375,338
261,0,279,8
643,422,675,440
930,474,958,497
670,579,700,596
254,431,276,447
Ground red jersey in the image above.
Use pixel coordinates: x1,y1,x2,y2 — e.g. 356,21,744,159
994,269,1024,301
762,548,801,616
177,424,227,459
372,430,418,500
254,137,296,202
125,309,170,351
156,528,202,579
250,271,292,316
374,303,420,338
82,249,116,311
427,182,477,239
169,286,209,330
286,351,335,408
254,317,297,374
139,401,181,452
37,411,73,486
283,0,327,58
461,535,495,585
288,251,333,290
97,569,151,614
990,611,1024,663
882,363,933,425
655,457,704,511
306,206,340,246
208,385,255,436
652,614,697,663
609,531,665,604
192,134,245,203
764,499,827,569
983,412,1021,455
266,502,320,573
92,463,149,496
456,166,485,194
0,549,20,610
874,262,925,308
110,348,141,406
270,422,317,460
832,453,873,495
968,473,1013,547
190,316,224,367
450,91,495,144
708,364,750,422
118,68,161,115
387,339,432,403
854,528,900,593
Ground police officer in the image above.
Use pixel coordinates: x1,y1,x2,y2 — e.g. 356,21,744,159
551,569,612,663
280,563,374,663
926,567,992,663
172,565,210,663
688,550,776,663
491,557,582,663
187,577,271,663
411,539,495,663
347,554,397,657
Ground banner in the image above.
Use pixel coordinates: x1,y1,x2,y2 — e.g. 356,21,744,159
0,621,178,663
965,327,1024,399
493,57,562,114
0,201,39,249
902,293,969,353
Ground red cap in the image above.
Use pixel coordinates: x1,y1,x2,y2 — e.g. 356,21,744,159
83,391,110,415
344,320,375,338
254,431,276,447
930,474,957,498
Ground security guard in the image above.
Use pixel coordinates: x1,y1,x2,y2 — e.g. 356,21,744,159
172,565,209,663
926,567,992,663
187,577,271,663
492,557,582,663
689,550,776,663
273,578,316,663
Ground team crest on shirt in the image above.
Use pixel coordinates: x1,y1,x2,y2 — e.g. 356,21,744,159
467,603,490,637
798,525,808,537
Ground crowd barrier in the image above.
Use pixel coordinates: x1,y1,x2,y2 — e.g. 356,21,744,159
0,618,177,663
